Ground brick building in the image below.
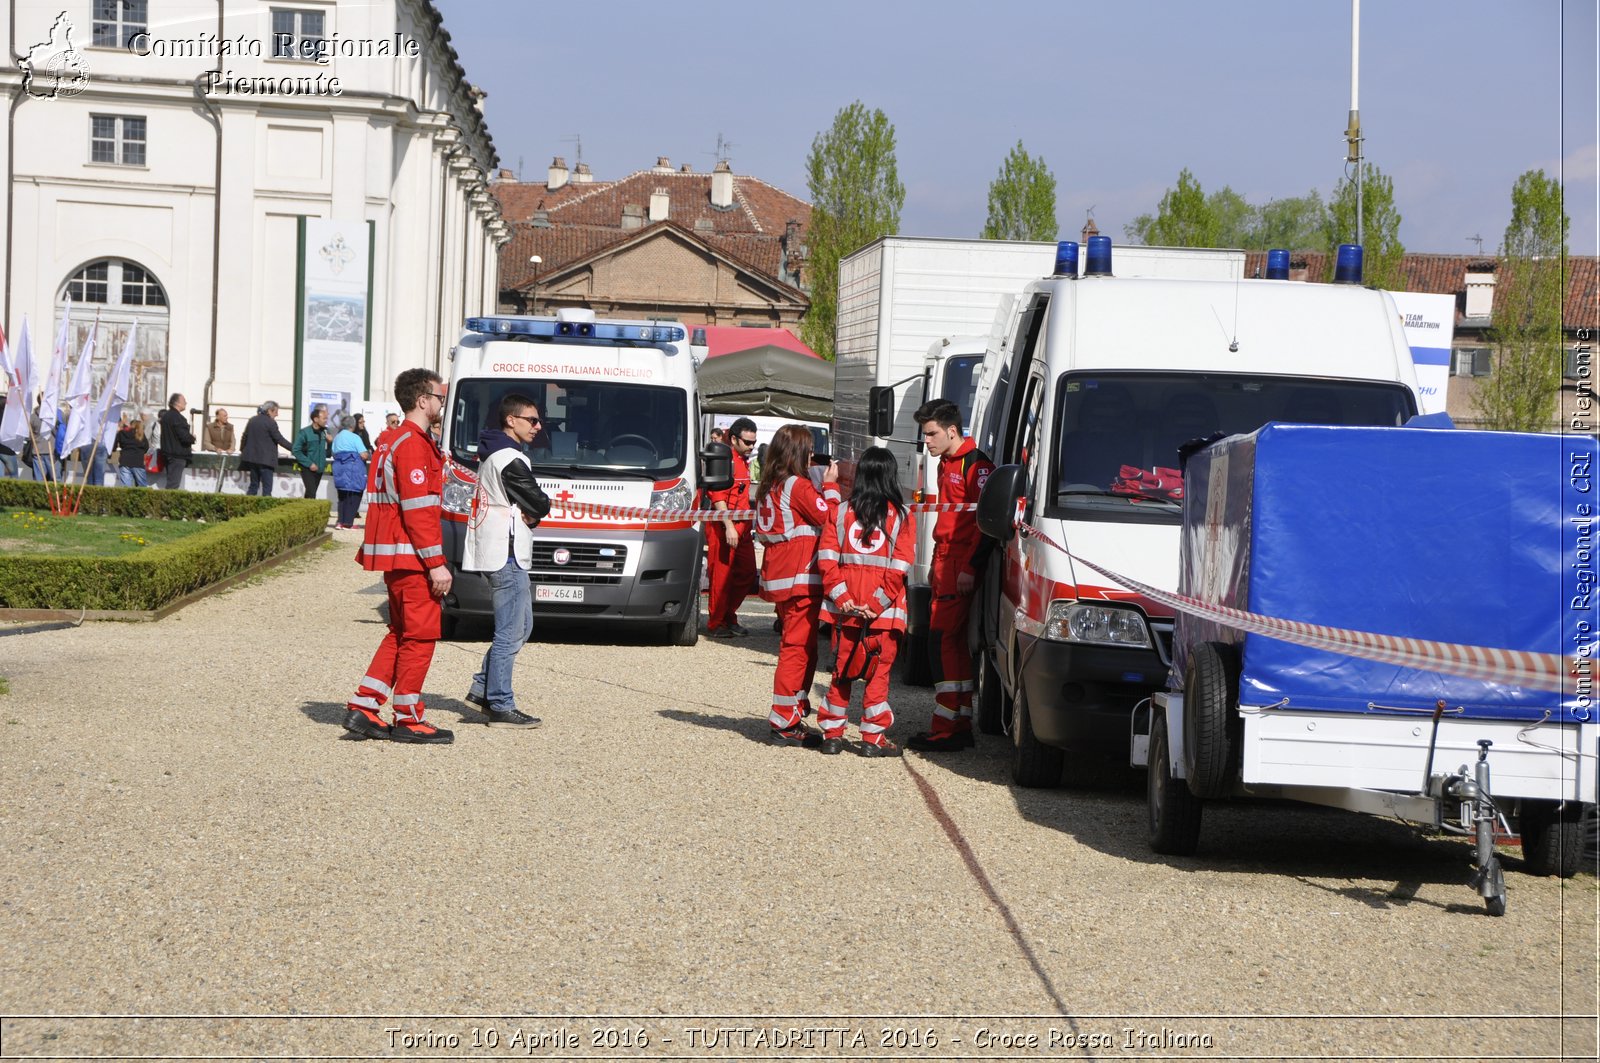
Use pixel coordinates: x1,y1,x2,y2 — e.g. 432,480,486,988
492,155,811,329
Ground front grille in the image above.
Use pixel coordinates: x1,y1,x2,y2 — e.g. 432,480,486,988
529,542,627,586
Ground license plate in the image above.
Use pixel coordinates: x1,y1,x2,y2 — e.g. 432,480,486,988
536,585,585,603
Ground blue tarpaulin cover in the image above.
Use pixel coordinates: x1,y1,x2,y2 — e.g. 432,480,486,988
1175,424,1591,722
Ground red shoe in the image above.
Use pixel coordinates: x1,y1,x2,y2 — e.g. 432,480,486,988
390,719,454,745
342,707,390,740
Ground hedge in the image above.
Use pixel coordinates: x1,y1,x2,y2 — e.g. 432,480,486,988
0,482,330,610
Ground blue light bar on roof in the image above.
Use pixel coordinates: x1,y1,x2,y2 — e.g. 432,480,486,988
464,316,686,343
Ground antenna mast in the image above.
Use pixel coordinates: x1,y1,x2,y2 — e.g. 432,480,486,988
1345,0,1363,246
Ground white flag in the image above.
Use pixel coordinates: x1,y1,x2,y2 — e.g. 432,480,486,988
0,316,33,451
61,323,98,455
38,299,72,439
96,320,137,452
0,322,11,389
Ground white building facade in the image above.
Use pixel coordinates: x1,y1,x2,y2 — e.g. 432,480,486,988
2,0,507,437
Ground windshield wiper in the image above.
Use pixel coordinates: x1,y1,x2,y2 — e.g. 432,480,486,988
531,463,660,479
1058,488,1180,507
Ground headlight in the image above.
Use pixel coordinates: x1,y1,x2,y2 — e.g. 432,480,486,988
442,461,476,515
1042,601,1152,648
650,479,693,513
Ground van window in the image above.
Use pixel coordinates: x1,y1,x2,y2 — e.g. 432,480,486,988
1051,373,1415,520
940,354,984,432
448,377,688,478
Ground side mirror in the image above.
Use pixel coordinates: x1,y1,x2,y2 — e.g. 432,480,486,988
699,440,733,493
868,386,896,439
976,463,1027,541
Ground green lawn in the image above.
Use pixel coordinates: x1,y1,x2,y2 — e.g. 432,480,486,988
0,507,215,557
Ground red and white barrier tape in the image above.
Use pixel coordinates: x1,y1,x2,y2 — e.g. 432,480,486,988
557,500,978,523
1015,521,1591,696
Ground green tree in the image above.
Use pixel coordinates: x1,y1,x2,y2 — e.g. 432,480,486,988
1323,162,1405,290
1473,169,1569,432
1254,191,1327,250
981,141,1058,241
1206,186,1254,248
1123,168,1218,247
800,101,905,359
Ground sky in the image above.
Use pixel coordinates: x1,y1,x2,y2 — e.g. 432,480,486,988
438,0,1599,256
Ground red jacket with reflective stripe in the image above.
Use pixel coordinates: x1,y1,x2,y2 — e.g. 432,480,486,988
357,424,446,572
817,503,916,632
931,437,994,590
754,475,840,601
705,449,752,523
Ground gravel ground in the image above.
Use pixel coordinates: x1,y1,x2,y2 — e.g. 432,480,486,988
0,534,1594,1061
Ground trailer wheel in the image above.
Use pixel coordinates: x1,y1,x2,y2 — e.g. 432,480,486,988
899,632,934,686
440,612,460,641
1520,801,1586,878
1183,641,1241,800
1148,712,1202,855
976,649,1009,735
1011,682,1064,788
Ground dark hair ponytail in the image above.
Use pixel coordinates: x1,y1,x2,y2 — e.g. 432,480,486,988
850,446,905,534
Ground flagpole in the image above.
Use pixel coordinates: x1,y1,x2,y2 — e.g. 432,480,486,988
67,314,106,517
54,309,100,511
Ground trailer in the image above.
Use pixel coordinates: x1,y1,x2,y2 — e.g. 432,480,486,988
1136,423,1596,915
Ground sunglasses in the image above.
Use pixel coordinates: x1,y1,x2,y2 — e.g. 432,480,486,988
510,414,542,427
736,436,757,445
427,390,448,401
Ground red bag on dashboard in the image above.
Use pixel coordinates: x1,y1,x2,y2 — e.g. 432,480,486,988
1111,464,1183,502
144,451,165,474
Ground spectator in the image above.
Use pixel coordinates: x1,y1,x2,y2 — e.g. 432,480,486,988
384,412,401,432
240,401,295,497
291,403,332,498
0,395,16,478
709,426,726,445
114,415,150,487
203,407,236,453
157,393,195,489
329,413,370,529
353,413,373,452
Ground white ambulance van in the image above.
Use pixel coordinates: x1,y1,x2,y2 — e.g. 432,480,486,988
970,240,1422,786
438,309,722,646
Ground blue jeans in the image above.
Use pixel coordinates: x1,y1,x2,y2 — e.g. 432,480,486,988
469,557,533,711
117,464,150,488
0,453,16,477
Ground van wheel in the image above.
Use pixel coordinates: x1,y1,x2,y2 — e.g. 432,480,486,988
663,585,701,647
1011,682,1064,788
1183,641,1241,800
899,632,933,686
1520,801,1586,878
1148,713,1202,855
976,649,1009,735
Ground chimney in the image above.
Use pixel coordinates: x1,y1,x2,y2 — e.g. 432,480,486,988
621,203,644,230
652,155,673,173
680,163,692,173
1080,216,1099,243
530,210,551,229
496,168,515,181
1465,262,1496,320
547,156,569,191
710,160,734,210
573,163,593,184
649,186,670,222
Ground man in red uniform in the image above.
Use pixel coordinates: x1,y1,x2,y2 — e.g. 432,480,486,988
342,368,455,745
704,416,758,638
907,399,994,753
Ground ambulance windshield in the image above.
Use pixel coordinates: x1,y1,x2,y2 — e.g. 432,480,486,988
447,377,689,477
1052,373,1416,516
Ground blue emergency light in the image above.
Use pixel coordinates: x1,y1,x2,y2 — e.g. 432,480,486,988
1053,241,1079,277
1265,249,1291,280
1084,236,1113,276
463,316,686,343
1333,243,1364,285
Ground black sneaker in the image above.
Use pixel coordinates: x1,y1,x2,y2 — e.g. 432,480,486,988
705,626,737,639
728,622,752,637
819,736,846,755
484,708,542,727
390,720,454,745
858,738,903,758
342,708,390,740
905,730,974,753
464,690,489,710
769,724,823,749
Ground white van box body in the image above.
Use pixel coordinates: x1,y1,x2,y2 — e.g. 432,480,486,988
437,312,705,643
977,270,1421,764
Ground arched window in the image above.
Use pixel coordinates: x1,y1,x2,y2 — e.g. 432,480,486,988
63,259,167,308
56,259,171,420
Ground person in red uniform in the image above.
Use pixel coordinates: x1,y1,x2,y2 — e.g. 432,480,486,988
907,399,994,753
754,424,841,745
704,416,758,638
817,446,916,757
342,368,455,745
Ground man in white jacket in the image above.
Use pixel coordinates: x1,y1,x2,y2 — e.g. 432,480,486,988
463,392,552,726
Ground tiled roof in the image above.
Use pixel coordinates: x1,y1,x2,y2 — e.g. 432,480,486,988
701,326,818,359
1239,250,1598,330
493,166,811,291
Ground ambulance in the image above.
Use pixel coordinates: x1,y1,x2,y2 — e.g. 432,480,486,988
969,239,1423,786
437,309,724,646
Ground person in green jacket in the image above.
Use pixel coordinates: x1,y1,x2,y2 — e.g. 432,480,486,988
291,403,332,498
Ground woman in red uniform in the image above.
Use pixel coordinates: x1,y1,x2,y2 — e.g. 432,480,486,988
753,425,840,745
816,446,916,757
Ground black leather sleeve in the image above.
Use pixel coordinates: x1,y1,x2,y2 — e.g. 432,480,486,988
502,460,552,526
